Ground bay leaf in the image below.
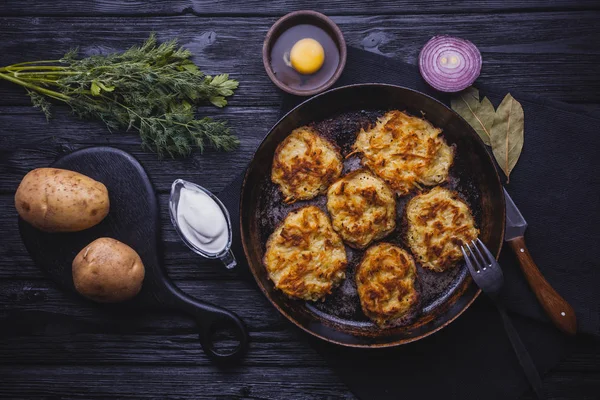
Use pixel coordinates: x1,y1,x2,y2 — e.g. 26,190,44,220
490,93,524,183
451,87,495,145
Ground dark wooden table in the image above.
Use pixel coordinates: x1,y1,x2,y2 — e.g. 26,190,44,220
1,2,599,399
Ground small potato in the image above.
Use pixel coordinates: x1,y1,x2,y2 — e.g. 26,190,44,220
72,237,145,303
15,168,109,232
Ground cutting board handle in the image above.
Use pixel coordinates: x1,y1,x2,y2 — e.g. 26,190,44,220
507,236,577,335
155,276,249,363
155,274,249,363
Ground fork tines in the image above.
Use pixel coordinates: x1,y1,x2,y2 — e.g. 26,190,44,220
461,238,494,274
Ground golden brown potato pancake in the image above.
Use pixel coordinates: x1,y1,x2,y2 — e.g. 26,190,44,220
356,243,419,326
264,206,347,301
326,169,396,249
406,187,479,272
272,126,343,204
351,110,454,196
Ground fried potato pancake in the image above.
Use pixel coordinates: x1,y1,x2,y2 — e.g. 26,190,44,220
326,169,396,249
356,243,419,326
352,110,454,195
264,206,347,301
406,187,479,272
272,126,343,204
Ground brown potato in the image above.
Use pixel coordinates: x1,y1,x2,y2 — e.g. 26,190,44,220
72,237,145,303
15,168,109,232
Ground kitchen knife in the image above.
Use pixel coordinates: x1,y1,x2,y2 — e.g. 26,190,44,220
504,188,577,335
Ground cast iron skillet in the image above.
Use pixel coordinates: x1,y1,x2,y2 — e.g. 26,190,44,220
240,84,505,347
19,147,248,362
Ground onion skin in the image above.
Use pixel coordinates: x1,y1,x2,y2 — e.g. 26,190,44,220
419,36,482,93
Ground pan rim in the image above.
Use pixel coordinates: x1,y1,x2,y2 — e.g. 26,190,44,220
240,83,505,348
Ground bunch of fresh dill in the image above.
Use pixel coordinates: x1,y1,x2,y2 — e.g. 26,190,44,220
0,34,239,157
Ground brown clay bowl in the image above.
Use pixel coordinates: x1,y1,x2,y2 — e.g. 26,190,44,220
262,10,347,96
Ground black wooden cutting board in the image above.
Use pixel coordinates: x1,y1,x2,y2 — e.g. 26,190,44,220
18,146,168,309
18,146,248,362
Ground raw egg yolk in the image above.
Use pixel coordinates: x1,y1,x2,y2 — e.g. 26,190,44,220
289,38,325,75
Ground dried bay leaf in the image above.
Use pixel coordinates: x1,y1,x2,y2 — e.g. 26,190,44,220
490,93,524,183
453,89,525,183
451,87,495,145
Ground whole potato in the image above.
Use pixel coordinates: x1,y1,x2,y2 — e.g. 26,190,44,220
72,237,145,303
15,168,109,232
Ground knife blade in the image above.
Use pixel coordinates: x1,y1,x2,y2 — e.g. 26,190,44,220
504,188,527,240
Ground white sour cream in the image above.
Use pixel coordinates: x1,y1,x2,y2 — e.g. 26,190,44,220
176,186,228,254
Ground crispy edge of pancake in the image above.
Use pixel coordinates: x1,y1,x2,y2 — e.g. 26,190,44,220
350,110,454,195
271,126,343,204
405,186,479,272
326,169,396,249
356,242,420,327
263,205,348,301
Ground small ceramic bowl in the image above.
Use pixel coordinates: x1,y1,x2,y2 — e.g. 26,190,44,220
262,10,347,96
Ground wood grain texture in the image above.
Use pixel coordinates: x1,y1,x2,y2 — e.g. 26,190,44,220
0,0,598,16
0,366,355,400
0,280,291,331
508,237,578,335
1,3,600,400
0,12,600,107
0,106,276,194
1,278,599,399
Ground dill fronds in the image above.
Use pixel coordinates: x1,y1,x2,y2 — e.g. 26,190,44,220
0,34,239,157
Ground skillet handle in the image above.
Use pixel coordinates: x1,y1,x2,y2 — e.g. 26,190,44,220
507,236,577,335
158,278,249,363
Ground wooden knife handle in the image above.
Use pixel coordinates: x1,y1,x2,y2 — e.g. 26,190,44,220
507,236,577,335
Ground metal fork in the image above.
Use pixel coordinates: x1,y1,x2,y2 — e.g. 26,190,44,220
462,239,545,400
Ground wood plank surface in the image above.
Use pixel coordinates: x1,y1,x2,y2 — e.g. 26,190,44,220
1,12,599,107
1,278,600,399
0,366,354,400
1,3,599,400
1,280,600,399
0,0,598,16
0,280,289,330
0,106,276,194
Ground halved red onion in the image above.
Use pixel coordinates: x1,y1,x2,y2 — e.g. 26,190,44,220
419,36,482,92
